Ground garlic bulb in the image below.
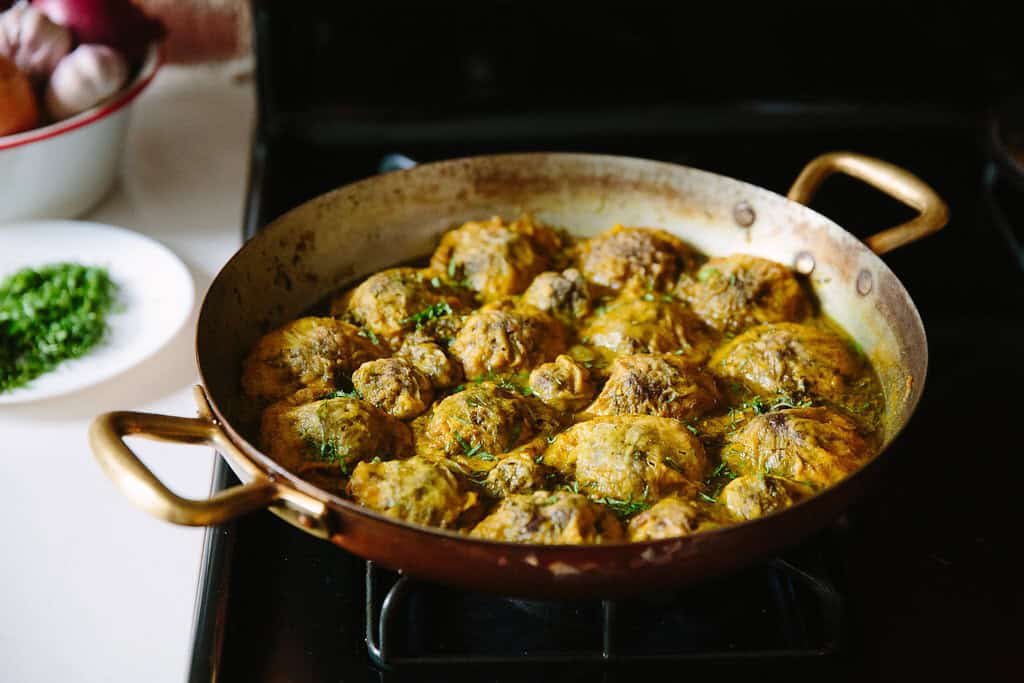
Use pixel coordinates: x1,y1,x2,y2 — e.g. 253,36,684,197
44,44,128,120
0,0,71,80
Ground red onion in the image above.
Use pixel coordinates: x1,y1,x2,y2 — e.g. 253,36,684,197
32,0,164,63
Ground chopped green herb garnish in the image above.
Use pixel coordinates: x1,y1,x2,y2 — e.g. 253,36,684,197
357,327,380,345
709,461,736,479
447,254,458,279
327,388,361,399
697,267,720,282
700,461,738,502
685,422,699,436
642,292,656,302
430,276,442,288
453,431,495,461
737,391,812,416
768,393,813,410
401,301,453,328
594,493,650,518
307,438,349,475
471,371,534,397
497,376,533,396
1,263,118,393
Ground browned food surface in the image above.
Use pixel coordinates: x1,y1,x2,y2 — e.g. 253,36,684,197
577,225,696,293
423,382,561,464
679,255,810,334
521,268,592,322
587,353,720,421
483,452,553,498
542,415,709,501
722,407,873,491
470,490,624,544
348,456,478,528
628,497,703,541
528,354,595,412
397,340,463,389
242,317,385,403
580,296,717,362
710,322,867,408
450,299,568,378
352,357,434,420
429,215,563,300
248,218,886,543
720,475,802,521
259,391,413,493
331,267,468,345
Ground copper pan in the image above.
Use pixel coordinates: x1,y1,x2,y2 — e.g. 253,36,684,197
89,152,948,598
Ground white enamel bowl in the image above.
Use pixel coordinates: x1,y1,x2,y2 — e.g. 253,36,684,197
0,44,161,223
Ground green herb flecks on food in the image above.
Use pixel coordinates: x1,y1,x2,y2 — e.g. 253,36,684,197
699,461,739,503
453,431,495,461
468,370,534,397
594,493,650,518
401,301,453,328
307,437,350,475
0,263,118,393
697,267,720,282
327,388,362,399
357,327,380,345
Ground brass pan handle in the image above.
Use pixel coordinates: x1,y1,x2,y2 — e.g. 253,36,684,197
787,151,949,255
89,409,278,526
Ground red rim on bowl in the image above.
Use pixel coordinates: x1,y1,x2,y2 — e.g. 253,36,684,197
0,43,163,152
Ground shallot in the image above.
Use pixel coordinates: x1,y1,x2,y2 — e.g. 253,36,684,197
44,43,127,120
0,0,71,80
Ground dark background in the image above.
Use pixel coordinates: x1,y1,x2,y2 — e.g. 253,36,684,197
254,4,1020,123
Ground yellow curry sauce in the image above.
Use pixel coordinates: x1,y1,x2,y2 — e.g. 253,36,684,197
243,215,884,544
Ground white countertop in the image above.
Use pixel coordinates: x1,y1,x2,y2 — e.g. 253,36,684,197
0,62,254,683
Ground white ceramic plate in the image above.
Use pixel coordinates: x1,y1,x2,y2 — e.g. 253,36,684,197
0,220,194,403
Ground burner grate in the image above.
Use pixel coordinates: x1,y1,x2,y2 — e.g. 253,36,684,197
365,556,842,671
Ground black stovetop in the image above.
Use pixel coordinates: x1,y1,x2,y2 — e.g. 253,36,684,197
186,7,1024,678
186,111,1023,681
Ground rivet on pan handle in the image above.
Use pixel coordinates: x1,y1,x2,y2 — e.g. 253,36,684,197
787,151,950,255
88,386,329,530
